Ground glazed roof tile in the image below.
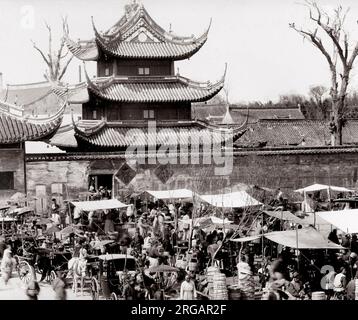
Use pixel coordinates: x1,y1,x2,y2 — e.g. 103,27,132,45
65,4,209,61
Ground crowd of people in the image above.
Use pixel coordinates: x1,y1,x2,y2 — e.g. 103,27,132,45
0,187,357,300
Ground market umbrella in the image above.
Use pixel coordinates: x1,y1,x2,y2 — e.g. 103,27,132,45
148,265,179,273
10,192,26,201
36,217,53,225
60,225,80,237
92,240,114,250
44,225,61,234
14,207,34,216
9,192,38,204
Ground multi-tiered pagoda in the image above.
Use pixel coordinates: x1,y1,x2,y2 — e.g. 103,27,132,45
50,2,245,153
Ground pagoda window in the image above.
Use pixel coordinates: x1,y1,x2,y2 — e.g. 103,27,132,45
144,109,155,119
138,67,150,75
104,67,110,76
93,110,97,120
0,172,14,190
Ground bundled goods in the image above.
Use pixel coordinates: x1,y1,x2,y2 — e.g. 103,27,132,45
210,272,228,300
311,291,326,300
227,285,242,300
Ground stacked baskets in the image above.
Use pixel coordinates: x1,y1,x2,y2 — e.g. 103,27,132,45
311,291,326,300
210,271,228,300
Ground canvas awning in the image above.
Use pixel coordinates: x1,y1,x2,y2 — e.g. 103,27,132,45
294,184,354,194
262,210,305,224
145,189,193,200
70,199,128,211
230,235,262,242
199,191,262,208
317,209,358,233
231,227,343,249
264,227,343,249
299,214,331,226
262,210,329,226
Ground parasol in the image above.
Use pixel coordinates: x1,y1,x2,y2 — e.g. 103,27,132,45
60,225,79,236
13,207,34,215
148,265,179,273
92,240,114,250
36,217,53,225
45,225,61,234
9,192,38,203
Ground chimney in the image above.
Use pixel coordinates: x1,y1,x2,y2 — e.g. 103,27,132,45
0,72,3,89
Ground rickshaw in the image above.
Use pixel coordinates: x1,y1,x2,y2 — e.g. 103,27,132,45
34,246,72,283
90,254,137,300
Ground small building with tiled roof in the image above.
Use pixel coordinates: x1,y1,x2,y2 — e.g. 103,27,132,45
235,119,358,148
192,103,305,125
0,80,81,117
0,96,66,201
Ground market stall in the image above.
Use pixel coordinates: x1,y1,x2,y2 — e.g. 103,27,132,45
145,189,194,201
70,199,128,211
198,191,262,208
317,209,358,234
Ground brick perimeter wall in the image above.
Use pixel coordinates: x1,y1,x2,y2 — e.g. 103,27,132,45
24,150,358,210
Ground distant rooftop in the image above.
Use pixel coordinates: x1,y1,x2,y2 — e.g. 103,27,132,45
192,103,305,125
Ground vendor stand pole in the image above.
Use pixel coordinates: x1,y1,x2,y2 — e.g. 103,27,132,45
261,212,265,260
295,225,299,273
327,187,332,211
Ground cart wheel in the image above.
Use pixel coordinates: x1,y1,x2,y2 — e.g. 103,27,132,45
49,270,57,284
110,292,117,300
36,266,43,276
91,277,100,300
23,241,32,252
18,261,34,285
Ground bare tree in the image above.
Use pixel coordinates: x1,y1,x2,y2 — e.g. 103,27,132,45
31,17,73,82
290,1,358,145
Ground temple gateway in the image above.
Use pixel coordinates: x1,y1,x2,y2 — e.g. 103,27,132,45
22,2,246,212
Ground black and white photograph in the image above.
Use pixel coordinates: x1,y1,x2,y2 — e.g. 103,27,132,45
0,0,358,307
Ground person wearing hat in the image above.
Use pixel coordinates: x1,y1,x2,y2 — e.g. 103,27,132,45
333,266,347,298
290,272,303,298
26,280,40,300
237,256,256,300
180,274,197,300
52,271,67,300
1,247,14,285
138,213,151,238
51,198,60,215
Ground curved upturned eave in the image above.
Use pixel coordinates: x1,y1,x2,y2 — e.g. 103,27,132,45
92,13,210,60
86,78,224,103
64,34,99,61
95,36,207,60
0,101,67,144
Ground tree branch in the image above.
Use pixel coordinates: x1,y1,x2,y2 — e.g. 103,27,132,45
31,40,51,67
309,2,347,69
58,55,74,81
44,21,54,80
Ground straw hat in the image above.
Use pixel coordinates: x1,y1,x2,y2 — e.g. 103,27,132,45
237,262,252,280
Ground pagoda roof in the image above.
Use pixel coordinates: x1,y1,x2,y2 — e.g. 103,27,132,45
70,119,246,149
85,72,225,103
65,3,210,61
0,99,66,144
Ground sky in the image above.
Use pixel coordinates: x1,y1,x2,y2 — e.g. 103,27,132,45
1,0,358,103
